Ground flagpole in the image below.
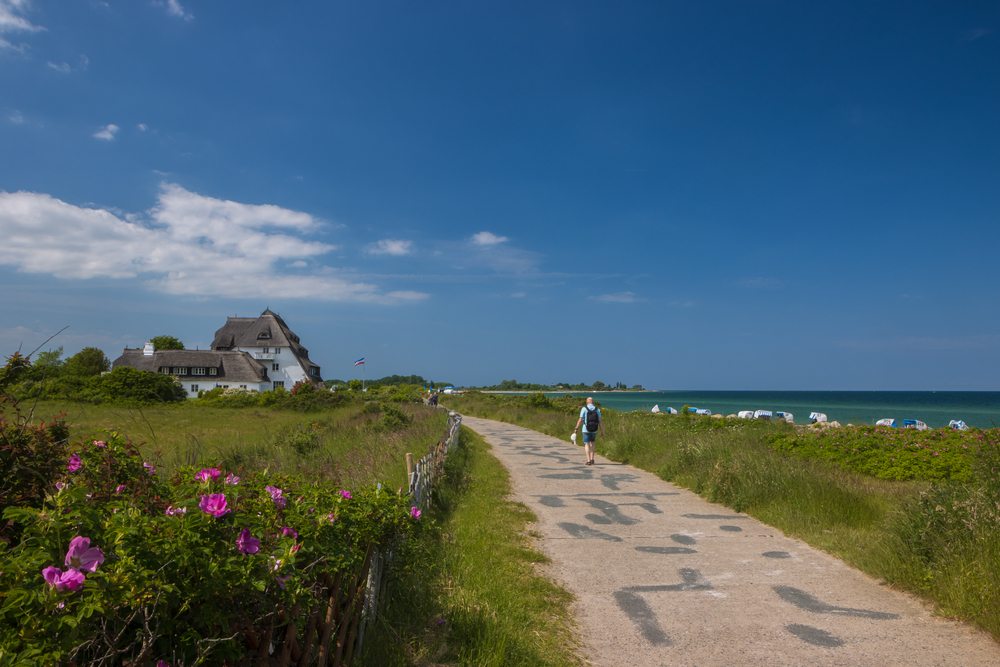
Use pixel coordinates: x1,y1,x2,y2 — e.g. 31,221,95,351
362,361,366,392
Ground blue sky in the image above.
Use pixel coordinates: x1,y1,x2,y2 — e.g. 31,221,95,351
1,1,998,390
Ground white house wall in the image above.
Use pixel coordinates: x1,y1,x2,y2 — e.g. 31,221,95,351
235,345,308,390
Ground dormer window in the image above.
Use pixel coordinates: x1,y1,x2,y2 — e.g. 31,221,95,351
257,332,270,340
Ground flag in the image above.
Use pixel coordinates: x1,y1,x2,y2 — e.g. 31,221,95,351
354,358,365,366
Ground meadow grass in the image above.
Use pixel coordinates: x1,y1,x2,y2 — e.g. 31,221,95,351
9,399,448,490
442,393,1000,642
358,426,582,667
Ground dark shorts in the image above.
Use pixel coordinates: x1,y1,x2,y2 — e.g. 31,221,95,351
582,430,597,443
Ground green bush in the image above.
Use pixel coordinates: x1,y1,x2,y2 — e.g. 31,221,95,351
272,423,322,455
0,354,70,546
763,425,983,481
97,367,187,406
378,404,413,432
0,433,421,665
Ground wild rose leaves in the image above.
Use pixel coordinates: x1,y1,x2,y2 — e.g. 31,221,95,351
3,430,420,665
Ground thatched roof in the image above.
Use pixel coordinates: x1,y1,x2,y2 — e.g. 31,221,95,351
111,349,270,383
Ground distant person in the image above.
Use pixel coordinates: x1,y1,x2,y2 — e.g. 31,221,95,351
574,397,603,465
429,391,439,406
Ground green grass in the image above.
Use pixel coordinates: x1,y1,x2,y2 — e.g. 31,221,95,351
8,399,447,489
358,427,582,667
442,394,1000,643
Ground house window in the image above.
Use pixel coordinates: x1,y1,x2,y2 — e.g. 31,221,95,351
310,367,318,377
159,367,170,374
209,368,217,376
190,384,199,393
192,368,206,376
174,367,188,375
240,384,247,389
274,347,280,354
262,347,269,353
272,363,279,371
273,381,284,389
257,332,270,339
222,385,229,389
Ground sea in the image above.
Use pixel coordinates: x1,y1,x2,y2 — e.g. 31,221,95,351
497,391,1000,429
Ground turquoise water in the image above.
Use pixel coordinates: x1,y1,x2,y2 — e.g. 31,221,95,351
500,391,1000,429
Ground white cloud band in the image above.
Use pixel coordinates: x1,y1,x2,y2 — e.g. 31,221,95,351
0,183,428,303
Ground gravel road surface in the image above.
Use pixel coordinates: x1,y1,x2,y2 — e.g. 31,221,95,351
461,415,999,667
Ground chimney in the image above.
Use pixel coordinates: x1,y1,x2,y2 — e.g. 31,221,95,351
143,341,155,356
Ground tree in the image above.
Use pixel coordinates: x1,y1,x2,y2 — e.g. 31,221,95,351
63,347,110,377
150,336,185,350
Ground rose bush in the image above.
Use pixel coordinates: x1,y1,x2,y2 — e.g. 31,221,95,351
0,433,421,666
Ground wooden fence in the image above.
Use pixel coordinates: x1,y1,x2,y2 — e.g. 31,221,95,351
351,410,463,660
239,411,463,666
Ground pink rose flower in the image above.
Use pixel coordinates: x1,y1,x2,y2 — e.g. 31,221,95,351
67,454,82,473
42,566,86,592
143,462,155,474
225,473,240,485
236,528,260,555
265,485,287,509
410,507,421,520
279,527,298,539
165,505,187,517
276,574,292,590
195,468,222,483
199,493,229,518
93,440,106,448
339,490,352,500
115,485,126,494
65,536,105,573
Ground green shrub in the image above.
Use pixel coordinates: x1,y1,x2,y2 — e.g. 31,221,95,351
272,423,321,455
378,404,413,432
0,433,420,665
0,355,70,545
98,366,187,406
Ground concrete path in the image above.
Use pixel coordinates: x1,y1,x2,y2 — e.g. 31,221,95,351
461,416,999,667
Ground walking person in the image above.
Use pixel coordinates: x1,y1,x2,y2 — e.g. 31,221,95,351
574,397,603,465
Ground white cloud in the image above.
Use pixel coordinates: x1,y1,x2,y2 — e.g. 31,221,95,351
962,28,990,42
78,54,88,69
137,123,148,131
511,292,525,298
366,239,412,256
471,231,508,246
738,276,782,289
593,292,638,303
288,260,307,268
0,183,429,303
8,110,24,124
385,291,429,301
163,0,193,21
93,123,119,140
47,61,69,72
0,0,42,34
0,0,42,51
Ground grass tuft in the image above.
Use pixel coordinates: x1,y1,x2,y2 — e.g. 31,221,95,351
359,427,582,667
